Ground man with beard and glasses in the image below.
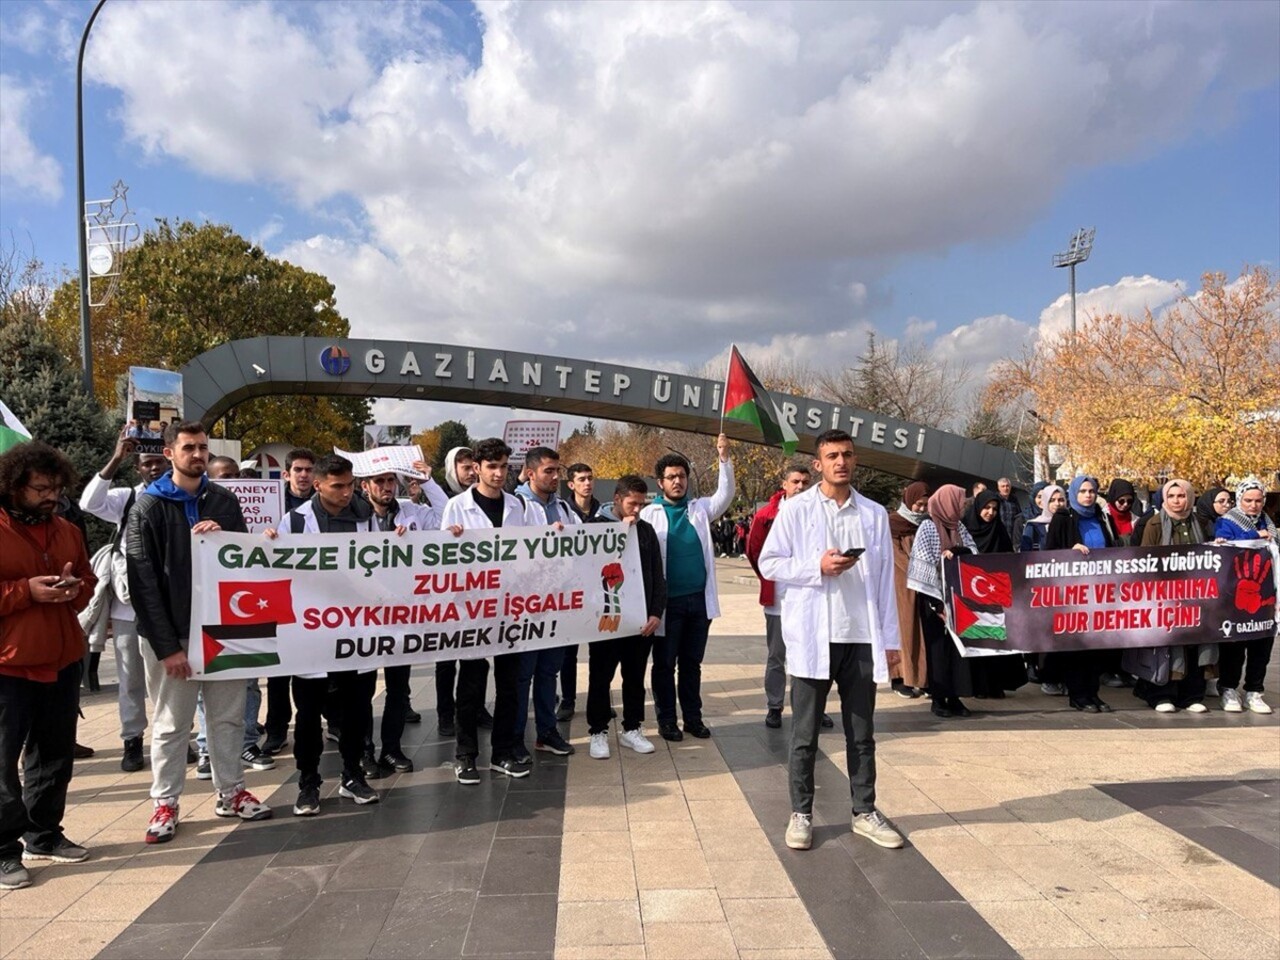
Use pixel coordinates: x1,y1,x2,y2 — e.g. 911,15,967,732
0,442,97,889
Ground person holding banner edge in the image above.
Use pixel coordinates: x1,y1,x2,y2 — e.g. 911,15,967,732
1214,479,1276,715
758,429,904,852
127,422,272,845
908,485,979,719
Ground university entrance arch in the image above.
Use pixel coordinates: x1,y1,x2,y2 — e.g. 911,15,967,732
180,337,1026,485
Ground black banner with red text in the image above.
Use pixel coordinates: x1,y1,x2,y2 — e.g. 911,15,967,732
941,542,1278,655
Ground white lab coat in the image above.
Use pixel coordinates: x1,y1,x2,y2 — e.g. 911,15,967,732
757,485,900,683
640,458,735,632
439,489,544,531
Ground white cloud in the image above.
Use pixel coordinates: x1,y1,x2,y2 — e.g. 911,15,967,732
1037,274,1186,341
0,74,62,201
79,0,1278,378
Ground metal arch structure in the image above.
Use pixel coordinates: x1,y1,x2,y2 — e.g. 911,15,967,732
180,337,1029,485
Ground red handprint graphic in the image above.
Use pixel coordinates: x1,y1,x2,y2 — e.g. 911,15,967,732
1233,552,1276,616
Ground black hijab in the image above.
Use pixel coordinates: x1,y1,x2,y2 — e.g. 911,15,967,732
1194,487,1227,530
962,489,1013,554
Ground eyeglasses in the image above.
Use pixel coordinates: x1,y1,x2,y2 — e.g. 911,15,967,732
1114,497,1133,506
662,473,688,482
25,483,64,495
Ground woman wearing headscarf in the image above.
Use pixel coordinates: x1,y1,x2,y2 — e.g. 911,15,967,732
889,482,931,698
1099,479,1142,688
961,491,1027,699
1044,476,1117,712
1102,479,1140,547
1018,482,1049,552
908,485,978,719
1214,478,1276,715
1194,487,1234,541
1125,479,1216,713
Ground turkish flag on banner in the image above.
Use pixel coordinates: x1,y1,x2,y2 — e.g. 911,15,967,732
219,580,297,625
958,561,1013,609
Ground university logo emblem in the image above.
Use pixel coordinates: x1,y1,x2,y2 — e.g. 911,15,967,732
319,345,351,376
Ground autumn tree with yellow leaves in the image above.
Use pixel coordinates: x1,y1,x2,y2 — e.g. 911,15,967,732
988,266,1280,488
43,220,370,452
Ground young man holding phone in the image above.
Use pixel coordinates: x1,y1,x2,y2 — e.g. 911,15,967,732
758,430,903,852
0,442,97,888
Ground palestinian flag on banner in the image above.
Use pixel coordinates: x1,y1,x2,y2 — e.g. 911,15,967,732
953,595,1007,642
202,624,282,674
0,400,32,454
723,346,798,455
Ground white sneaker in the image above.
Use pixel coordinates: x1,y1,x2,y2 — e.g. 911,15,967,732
1221,688,1244,713
852,809,905,849
1155,701,1177,713
618,728,655,754
1244,692,1273,715
588,732,610,760
1185,702,1208,714
785,812,813,850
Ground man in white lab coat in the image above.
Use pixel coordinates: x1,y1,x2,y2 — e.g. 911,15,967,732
758,429,904,852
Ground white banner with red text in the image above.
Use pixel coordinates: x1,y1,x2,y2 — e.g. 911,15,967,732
188,525,645,679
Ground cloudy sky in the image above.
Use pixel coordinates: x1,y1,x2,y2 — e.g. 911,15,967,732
2,0,1277,436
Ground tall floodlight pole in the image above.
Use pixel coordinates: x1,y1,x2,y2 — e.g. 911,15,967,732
76,0,110,395
1052,227,1096,336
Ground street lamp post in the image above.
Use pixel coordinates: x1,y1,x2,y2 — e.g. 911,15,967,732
1052,227,1096,337
76,0,109,395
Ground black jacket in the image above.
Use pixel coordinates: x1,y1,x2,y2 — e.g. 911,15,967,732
127,482,247,660
1044,510,1116,552
590,515,667,621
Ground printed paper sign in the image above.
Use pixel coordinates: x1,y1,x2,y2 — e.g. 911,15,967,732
942,542,1278,656
211,479,283,534
503,420,561,464
188,525,645,678
334,444,428,479
126,367,183,455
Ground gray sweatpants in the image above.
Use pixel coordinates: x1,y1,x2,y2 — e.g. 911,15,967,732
142,639,246,801
112,618,148,741
789,643,877,816
763,613,787,711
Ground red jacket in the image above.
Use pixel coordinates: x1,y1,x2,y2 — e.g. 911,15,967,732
0,508,95,681
745,490,785,607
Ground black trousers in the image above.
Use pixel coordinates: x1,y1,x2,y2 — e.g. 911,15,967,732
587,636,653,734
435,659,458,720
0,662,81,858
1059,651,1103,701
292,671,376,786
560,644,580,706
1219,637,1275,693
265,674,292,740
790,645,876,815
364,665,410,756
456,655,519,763
918,594,972,700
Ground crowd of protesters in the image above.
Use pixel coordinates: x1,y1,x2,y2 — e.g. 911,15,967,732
2,419,1275,890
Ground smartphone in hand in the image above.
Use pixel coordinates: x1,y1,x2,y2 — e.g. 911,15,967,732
841,548,865,559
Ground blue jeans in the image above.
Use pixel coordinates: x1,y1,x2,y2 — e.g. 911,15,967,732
197,679,261,754
651,592,711,725
515,648,566,740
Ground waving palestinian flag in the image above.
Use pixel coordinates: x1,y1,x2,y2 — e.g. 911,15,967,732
723,346,798,455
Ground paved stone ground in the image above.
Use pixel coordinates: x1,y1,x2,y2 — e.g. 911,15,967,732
2,556,1277,959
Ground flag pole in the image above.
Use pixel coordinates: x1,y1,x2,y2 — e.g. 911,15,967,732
720,344,734,433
